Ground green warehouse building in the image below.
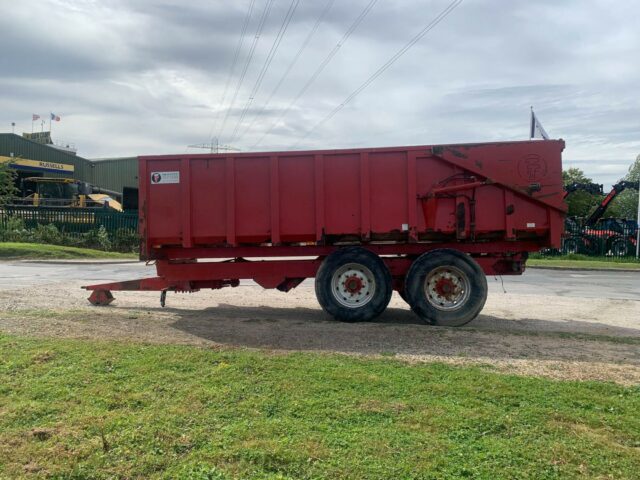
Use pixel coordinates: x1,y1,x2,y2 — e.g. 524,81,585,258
0,132,139,207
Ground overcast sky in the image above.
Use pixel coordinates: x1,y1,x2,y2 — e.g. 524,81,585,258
1,0,638,187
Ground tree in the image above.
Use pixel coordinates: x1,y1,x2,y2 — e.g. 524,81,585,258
629,154,640,182
607,154,640,220
562,167,592,185
561,167,602,218
0,162,17,204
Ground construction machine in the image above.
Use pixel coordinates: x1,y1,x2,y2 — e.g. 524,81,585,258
583,181,638,227
15,177,123,211
562,181,639,255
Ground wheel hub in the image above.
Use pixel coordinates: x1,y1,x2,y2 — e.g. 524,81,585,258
434,277,457,298
424,266,470,311
344,275,364,294
331,263,376,309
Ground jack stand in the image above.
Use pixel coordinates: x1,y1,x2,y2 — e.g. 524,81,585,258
160,290,167,307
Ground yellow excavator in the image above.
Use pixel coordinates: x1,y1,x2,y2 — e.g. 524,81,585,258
17,177,123,211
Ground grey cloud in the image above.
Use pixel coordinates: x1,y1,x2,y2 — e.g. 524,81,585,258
1,0,639,188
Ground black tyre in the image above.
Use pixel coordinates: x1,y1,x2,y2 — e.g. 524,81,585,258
610,237,629,257
315,247,392,322
404,249,488,327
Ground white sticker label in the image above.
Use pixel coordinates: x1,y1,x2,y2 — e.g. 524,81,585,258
150,171,180,184
526,222,536,228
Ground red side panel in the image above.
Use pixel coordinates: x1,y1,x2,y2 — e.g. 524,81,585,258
145,158,182,245
323,153,361,235
279,155,316,242
139,139,565,258
369,151,409,234
191,158,227,244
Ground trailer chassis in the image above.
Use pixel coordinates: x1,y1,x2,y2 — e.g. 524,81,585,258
83,241,534,306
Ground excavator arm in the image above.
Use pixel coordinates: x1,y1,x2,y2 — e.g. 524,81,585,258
563,182,603,200
584,180,639,226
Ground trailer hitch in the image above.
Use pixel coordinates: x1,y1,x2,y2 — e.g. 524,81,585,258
83,277,238,306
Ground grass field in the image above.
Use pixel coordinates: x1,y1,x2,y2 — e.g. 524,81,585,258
1,335,638,479
528,253,640,270
0,242,137,260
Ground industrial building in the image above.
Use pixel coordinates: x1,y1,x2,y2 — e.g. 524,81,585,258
0,132,138,196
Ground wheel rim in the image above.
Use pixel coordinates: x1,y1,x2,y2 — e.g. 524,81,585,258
331,263,376,308
424,265,470,311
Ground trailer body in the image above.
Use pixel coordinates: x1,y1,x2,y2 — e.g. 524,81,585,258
85,140,565,326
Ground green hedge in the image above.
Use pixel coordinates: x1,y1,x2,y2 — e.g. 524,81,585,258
0,216,138,253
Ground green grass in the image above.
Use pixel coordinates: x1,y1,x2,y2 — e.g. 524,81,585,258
0,242,137,260
528,258,640,270
0,335,638,479
528,253,640,270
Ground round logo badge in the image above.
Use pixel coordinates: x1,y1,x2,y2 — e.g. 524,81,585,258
518,154,547,182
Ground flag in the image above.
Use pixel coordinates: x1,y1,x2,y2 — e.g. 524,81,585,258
50,113,61,122
32,114,40,121
529,109,549,140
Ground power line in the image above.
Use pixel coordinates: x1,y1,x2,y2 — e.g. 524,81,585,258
217,0,275,142
207,0,256,144
294,0,464,148
252,0,379,149
235,0,336,143
228,0,301,144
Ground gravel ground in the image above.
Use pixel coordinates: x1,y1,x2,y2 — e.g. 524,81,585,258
1,275,639,385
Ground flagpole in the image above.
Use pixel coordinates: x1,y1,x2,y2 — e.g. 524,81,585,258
529,106,534,140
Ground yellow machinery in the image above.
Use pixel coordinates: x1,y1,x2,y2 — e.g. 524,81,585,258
19,177,122,211
0,155,75,175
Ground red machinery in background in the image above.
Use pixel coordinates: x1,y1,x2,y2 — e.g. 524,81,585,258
562,180,639,256
580,181,639,255
84,140,565,326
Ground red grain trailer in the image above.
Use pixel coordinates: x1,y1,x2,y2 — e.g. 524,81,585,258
84,140,565,326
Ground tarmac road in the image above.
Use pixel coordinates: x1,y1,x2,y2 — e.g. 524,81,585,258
0,261,639,301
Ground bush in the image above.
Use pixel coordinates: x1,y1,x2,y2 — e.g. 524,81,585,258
82,225,112,251
0,216,31,242
31,223,64,245
111,228,140,253
0,215,138,252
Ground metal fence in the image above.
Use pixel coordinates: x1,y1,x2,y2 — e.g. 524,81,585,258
1,207,637,259
0,206,138,236
542,217,639,259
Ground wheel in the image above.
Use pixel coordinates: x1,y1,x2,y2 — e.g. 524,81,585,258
315,247,392,322
404,249,487,327
609,237,629,257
